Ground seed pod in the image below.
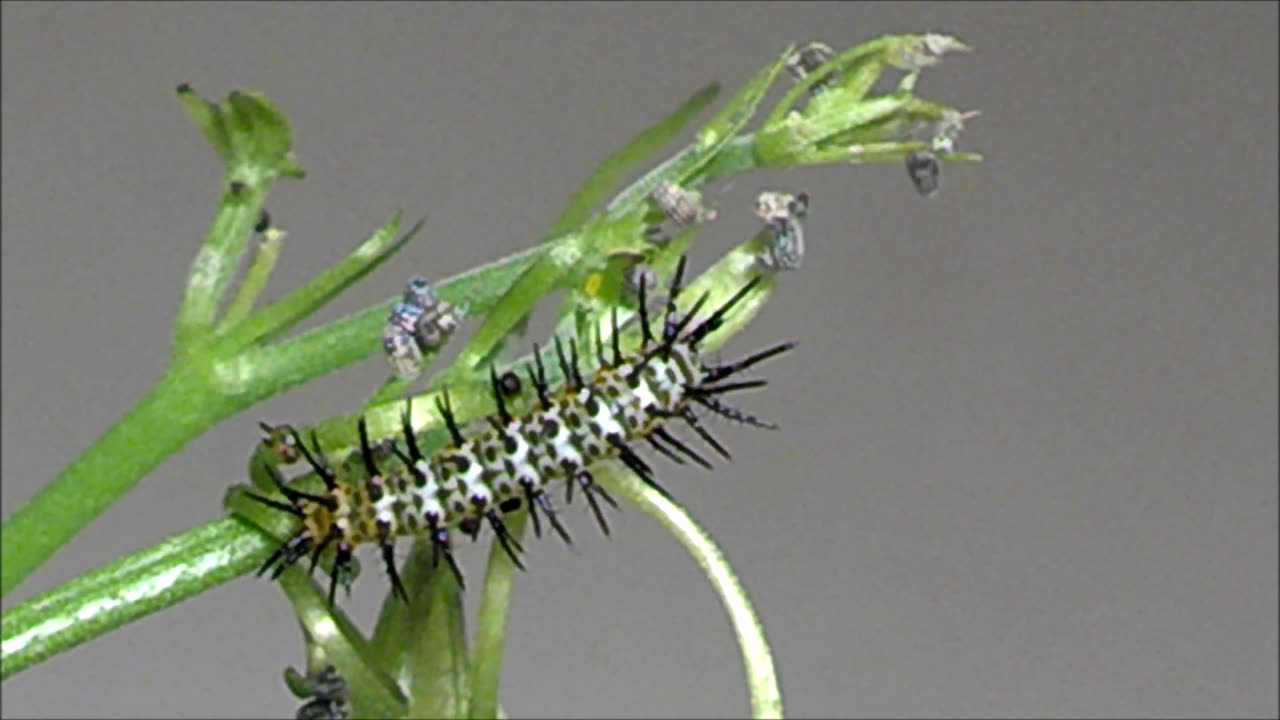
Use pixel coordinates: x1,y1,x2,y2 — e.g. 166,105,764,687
905,150,941,197
754,190,809,272
651,180,716,228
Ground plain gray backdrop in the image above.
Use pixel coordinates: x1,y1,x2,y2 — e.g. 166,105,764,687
2,2,1276,718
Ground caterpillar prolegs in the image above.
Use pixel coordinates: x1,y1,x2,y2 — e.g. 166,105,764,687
251,257,794,605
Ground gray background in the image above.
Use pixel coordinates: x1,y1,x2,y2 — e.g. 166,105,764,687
2,2,1276,718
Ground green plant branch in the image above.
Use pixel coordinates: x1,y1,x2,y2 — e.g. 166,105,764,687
466,512,528,720
173,181,267,352
220,225,285,329
597,463,783,720
0,515,268,680
278,570,409,719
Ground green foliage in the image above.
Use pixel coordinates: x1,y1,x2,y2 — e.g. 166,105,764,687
0,32,981,718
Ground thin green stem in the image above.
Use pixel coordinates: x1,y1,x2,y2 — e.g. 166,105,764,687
598,464,784,719
173,181,266,353
466,511,528,720
0,516,269,680
219,226,284,329
0,367,227,597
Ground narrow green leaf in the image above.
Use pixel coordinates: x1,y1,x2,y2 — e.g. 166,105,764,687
219,226,285,329
173,181,267,352
544,82,721,241
226,90,299,180
175,83,231,161
228,242,547,409
219,213,418,348
436,234,584,384
607,46,792,216
764,35,902,129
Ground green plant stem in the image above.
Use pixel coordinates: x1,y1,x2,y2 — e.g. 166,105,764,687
0,368,228,597
0,516,268,680
220,227,284,329
173,182,266,353
1,242,548,600
598,464,784,720
278,571,408,719
466,511,528,720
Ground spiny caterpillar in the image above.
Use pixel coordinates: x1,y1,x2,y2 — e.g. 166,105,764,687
250,256,793,604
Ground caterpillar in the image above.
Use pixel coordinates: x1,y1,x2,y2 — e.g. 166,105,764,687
250,256,793,605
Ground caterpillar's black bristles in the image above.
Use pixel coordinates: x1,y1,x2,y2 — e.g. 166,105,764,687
532,342,550,399
611,436,673,499
680,409,732,461
687,275,764,347
430,526,465,590
522,483,543,538
573,470,613,536
527,364,550,410
611,306,623,366
654,426,713,470
246,490,304,517
437,388,466,447
401,398,423,462
308,532,334,576
358,417,380,478
381,538,408,602
702,341,797,383
489,365,512,424
536,492,574,546
552,335,570,387
694,394,780,430
638,271,654,348
392,444,425,484
266,462,337,510
647,435,686,465
569,337,584,388
291,428,336,491
664,290,711,355
329,543,352,607
258,535,305,578
487,510,526,570
665,255,688,339
593,321,607,369
268,535,312,580
693,378,769,396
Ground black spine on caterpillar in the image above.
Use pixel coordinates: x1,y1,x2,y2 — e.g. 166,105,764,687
251,256,795,606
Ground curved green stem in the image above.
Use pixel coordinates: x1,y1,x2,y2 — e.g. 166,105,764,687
598,464,784,719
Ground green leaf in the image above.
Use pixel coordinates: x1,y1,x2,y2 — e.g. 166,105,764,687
544,82,721,241
177,85,306,182
607,45,792,216
219,226,285,329
219,213,420,347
